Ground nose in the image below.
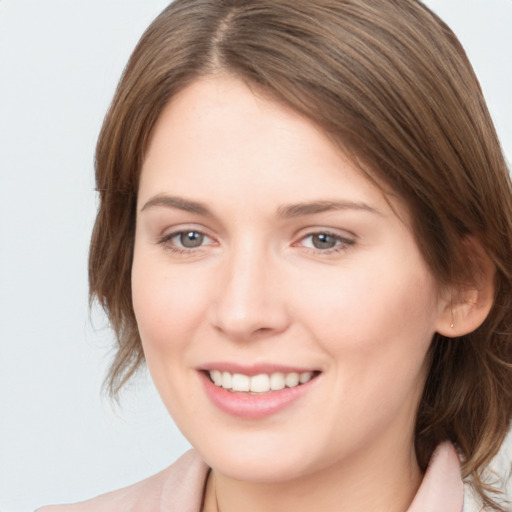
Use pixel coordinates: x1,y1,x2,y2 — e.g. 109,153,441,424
210,242,291,341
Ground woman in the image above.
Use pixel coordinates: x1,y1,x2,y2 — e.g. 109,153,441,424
39,0,512,510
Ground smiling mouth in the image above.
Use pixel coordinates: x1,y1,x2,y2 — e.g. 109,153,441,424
206,370,320,394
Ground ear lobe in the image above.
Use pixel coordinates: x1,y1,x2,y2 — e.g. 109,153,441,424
436,239,496,338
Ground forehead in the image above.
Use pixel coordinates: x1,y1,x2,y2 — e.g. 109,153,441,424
139,75,404,222
143,75,344,175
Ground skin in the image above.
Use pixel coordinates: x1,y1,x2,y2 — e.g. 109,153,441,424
132,75,456,512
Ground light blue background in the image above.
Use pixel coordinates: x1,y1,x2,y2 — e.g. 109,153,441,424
0,1,510,510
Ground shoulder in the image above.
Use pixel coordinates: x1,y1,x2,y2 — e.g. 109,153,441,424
462,468,510,511
36,450,209,512
463,483,487,512
462,434,512,512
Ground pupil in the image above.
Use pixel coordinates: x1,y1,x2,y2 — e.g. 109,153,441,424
180,231,204,248
313,233,336,249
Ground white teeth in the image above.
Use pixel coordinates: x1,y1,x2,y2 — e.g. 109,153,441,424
221,371,232,389
232,373,250,392
208,370,316,393
285,372,299,387
250,373,270,393
270,372,285,390
210,370,223,386
299,371,314,384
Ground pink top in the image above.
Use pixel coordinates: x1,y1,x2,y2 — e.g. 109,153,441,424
38,442,472,512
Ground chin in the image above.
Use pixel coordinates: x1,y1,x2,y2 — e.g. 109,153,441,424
191,432,323,483
207,453,309,483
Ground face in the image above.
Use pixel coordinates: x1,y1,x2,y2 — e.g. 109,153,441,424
132,75,447,483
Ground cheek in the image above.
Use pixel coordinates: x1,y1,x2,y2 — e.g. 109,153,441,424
287,264,438,453
294,257,439,390
131,253,209,357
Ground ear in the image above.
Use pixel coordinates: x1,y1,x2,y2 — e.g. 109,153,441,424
436,238,496,338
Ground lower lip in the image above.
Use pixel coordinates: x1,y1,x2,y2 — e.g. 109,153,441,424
199,371,318,419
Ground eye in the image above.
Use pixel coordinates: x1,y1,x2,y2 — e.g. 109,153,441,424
297,231,354,253
175,231,206,248
307,233,339,250
159,229,215,252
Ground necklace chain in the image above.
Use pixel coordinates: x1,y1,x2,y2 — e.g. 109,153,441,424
214,474,221,512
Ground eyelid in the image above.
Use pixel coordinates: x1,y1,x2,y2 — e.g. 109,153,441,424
157,226,218,253
293,228,356,253
293,225,356,241
155,224,356,256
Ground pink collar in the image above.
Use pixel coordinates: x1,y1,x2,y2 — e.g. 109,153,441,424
42,443,463,511
180,442,464,512
407,442,463,512
162,442,464,512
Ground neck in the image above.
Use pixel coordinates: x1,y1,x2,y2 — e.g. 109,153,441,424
203,435,422,512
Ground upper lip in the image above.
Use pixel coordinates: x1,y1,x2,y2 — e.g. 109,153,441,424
199,362,319,376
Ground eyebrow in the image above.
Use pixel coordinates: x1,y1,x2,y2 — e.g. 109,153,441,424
277,200,382,218
140,195,213,216
140,195,382,218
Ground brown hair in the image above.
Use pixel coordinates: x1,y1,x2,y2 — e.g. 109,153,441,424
89,0,512,508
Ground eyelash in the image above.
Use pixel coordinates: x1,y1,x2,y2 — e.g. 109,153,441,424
157,230,355,255
295,232,355,254
157,230,216,255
